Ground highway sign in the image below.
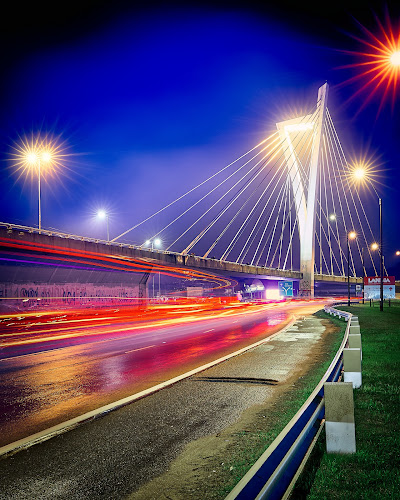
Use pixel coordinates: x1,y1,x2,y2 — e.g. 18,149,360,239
278,281,293,297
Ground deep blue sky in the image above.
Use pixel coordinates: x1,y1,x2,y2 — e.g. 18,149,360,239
1,1,399,276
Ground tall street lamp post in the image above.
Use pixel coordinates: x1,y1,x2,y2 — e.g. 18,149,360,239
379,197,383,311
361,246,365,304
144,238,161,251
347,231,356,306
26,151,52,232
97,210,110,242
352,167,384,311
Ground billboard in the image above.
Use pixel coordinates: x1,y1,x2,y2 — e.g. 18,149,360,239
363,276,395,300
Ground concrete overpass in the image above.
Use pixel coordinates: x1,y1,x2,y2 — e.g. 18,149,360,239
1,223,398,300
0,223,301,282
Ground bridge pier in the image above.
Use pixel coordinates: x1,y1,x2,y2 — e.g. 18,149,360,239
277,83,329,298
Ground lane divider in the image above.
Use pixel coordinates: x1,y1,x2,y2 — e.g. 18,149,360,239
124,345,156,354
0,316,296,458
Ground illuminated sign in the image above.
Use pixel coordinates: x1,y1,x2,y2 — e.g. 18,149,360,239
363,276,395,300
278,281,293,297
363,276,395,285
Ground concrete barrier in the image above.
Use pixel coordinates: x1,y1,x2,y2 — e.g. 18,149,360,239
348,334,362,349
349,324,361,334
343,348,362,388
324,382,356,454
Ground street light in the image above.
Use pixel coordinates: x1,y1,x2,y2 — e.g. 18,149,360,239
25,149,53,231
351,166,384,312
10,133,69,232
329,214,360,301
144,238,162,250
390,51,400,66
143,238,163,299
97,210,109,242
347,231,356,306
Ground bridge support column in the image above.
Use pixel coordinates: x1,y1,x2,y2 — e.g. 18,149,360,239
277,83,329,298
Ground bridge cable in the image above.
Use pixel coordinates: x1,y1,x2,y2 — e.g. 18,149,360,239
243,107,321,266
326,109,379,275
226,107,319,265
110,133,278,242
179,107,319,258
148,135,281,246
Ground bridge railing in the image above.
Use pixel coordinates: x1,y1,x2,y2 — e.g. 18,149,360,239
226,305,352,500
0,221,177,254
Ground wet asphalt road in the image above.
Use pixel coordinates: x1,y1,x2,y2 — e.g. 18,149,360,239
0,304,323,500
0,303,302,446
0,311,328,500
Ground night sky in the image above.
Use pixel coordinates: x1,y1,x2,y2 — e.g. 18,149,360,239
1,1,399,277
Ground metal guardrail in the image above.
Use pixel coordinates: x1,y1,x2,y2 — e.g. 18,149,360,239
226,306,353,500
324,305,351,321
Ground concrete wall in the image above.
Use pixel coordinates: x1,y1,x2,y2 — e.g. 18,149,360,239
0,282,142,313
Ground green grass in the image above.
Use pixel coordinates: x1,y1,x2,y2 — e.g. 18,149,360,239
212,311,346,498
292,301,400,500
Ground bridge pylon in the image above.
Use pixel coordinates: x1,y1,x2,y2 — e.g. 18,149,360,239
276,83,329,298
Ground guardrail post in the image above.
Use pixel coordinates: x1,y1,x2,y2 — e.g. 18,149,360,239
348,334,362,360
349,323,360,334
343,348,362,388
324,382,356,454
348,334,362,349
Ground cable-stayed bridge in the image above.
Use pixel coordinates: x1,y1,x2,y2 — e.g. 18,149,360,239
109,82,382,297
1,83,386,299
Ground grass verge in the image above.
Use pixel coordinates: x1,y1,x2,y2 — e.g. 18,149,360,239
292,301,400,500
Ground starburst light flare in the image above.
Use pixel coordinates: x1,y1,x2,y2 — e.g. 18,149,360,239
10,132,70,183
337,9,400,114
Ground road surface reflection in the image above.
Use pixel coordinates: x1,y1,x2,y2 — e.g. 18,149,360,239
0,299,326,447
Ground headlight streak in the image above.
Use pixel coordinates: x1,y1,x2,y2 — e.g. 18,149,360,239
0,302,268,348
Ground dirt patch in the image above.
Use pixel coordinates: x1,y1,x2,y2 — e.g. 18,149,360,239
128,316,341,500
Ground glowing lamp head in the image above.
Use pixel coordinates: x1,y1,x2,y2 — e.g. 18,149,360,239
329,214,336,221
390,51,400,66
26,153,38,165
41,151,52,162
371,242,379,251
353,168,365,180
97,210,106,219
396,250,400,256
348,231,356,240
154,238,161,246
144,240,151,246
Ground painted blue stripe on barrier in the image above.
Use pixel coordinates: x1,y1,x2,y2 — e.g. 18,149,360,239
235,396,324,499
266,407,325,500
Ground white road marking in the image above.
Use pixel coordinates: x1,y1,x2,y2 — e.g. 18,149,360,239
125,345,156,354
